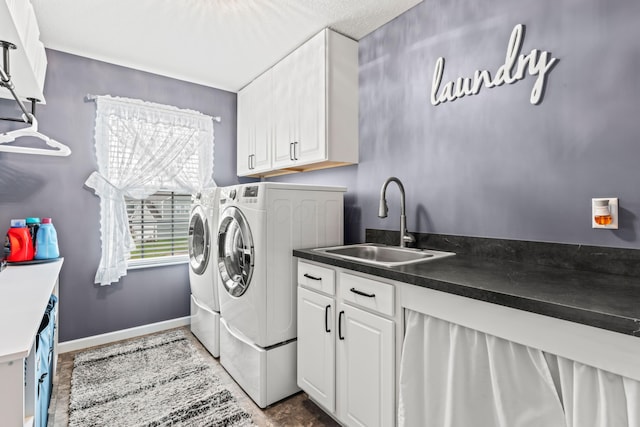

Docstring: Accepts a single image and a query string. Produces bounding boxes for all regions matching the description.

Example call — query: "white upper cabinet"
[237,28,358,178]
[272,30,326,169]
[237,74,272,176]
[0,0,48,103]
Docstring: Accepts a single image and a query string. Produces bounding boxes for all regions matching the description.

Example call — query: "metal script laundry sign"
[430,24,558,106]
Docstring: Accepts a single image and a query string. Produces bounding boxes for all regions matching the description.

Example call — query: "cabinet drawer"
[298,261,335,295]
[339,273,395,317]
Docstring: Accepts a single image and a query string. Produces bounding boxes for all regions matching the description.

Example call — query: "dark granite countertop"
[293,233,640,338]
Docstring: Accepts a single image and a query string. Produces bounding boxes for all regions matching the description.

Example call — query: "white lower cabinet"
[298,256,640,427]
[336,303,395,427]
[297,260,396,427]
[297,286,336,412]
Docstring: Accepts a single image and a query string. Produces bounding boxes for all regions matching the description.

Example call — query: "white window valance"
[85,95,216,285]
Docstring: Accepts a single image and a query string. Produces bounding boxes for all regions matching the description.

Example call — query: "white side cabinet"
[0,260,63,427]
[297,261,396,427]
[237,28,358,178]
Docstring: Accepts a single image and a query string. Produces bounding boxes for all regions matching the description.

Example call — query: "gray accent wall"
[0,50,239,341]
[271,0,640,250]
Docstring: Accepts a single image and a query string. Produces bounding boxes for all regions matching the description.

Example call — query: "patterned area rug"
[68,329,254,426]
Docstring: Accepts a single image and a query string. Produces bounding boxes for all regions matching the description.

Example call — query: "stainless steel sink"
[315,243,455,267]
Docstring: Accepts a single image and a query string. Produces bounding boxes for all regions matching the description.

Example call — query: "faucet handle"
[403,232,416,245]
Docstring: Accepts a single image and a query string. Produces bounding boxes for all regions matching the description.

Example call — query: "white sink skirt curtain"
[553,356,640,426]
[398,310,640,427]
[85,95,215,286]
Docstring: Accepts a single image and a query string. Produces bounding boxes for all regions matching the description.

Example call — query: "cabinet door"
[337,303,395,427]
[294,29,326,164]
[251,72,272,172]
[236,85,253,176]
[297,287,336,412]
[271,54,297,168]
[237,75,272,176]
[272,30,326,169]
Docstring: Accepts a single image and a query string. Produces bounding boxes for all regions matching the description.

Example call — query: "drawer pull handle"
[304,273,322,281]
[350,287,376,298]
[338,310,345,340]
[325,305,331,333]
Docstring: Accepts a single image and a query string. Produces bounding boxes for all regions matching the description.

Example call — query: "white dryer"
[216,182,345,408]
[188,187,221,357]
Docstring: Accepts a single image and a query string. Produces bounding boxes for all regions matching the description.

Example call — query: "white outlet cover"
[592,197,618,229]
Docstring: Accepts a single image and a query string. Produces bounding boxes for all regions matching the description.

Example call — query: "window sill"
[127,255,189,271]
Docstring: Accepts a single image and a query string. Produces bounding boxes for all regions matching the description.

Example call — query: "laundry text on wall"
[430,24,558,106]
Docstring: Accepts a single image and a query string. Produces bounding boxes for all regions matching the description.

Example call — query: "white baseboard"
[58,316,191,354]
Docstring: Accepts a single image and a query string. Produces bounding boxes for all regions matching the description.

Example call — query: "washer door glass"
[217,206,254,297]
[188,206,209,275]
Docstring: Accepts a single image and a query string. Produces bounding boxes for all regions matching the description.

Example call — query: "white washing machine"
[216,182,345,408]
[188,187,221,357]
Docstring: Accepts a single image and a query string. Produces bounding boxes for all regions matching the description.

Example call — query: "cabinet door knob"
[350,287,376,298]
[303,273,322,281]
[325,304,331,333]
[338,310,345,340]
[289,142,295,161]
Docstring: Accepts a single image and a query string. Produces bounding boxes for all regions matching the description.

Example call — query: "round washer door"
[217,206,254,297]
[188,205,210,275]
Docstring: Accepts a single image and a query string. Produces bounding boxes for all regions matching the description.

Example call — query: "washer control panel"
[219,185,261,206]
[243,186,259,198]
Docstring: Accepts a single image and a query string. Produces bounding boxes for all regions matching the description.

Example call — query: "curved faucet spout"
[378,177,415,248]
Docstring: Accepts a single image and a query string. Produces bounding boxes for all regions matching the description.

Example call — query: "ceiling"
[31,0,422,93]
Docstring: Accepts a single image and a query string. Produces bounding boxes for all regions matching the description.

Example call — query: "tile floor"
[48,327,339,426]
